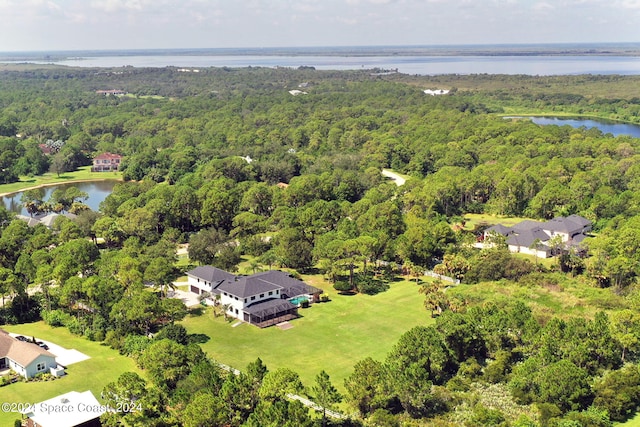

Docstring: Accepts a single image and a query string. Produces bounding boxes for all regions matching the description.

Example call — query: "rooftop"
[22,390,106,427]
[0,329,55,367]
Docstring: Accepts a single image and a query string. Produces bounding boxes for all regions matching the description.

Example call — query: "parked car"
[15,335,28,342]
[36,341,49,350]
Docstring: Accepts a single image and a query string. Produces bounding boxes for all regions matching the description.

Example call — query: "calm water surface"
[5,55,640,75]
[1,180,118,216]
[506,117,640,138]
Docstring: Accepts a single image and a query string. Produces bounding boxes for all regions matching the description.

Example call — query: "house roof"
[218,276,282,298]
[543,217,585,235]
[187,266,236,284]
[566,214,592,228]
[0,329,55,367]
[485,224,513,236]
[23,390,106,427]
[506,227,551,249]
[244,298,297,318]
[511,220,545,234]
[252,270,321,298]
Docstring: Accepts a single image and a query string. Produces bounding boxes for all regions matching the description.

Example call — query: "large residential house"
[186,267,322,327]
[0,330,59,379]
[92,152,122,172]
[22,390,105,427]
[480,215,592,259]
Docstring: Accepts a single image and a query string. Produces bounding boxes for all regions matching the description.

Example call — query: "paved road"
[381,169,406,186]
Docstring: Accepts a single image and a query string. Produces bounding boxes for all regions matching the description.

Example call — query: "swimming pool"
[289,296,309,306]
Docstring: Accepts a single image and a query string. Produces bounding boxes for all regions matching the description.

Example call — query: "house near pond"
[0,329,60,379]
[187,267,322,328]
[92,152,122,172]
[478,214,592,259]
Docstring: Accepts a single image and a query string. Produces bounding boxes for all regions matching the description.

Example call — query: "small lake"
[1,180,118,216]
[505,116,640,138]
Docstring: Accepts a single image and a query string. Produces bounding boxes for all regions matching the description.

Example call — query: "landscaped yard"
[0,322,140,426]
[180,275,432,393]
[0,165,122,196]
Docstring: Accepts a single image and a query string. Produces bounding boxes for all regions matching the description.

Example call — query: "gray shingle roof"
[187,266,236,283]
[218,276,282,298]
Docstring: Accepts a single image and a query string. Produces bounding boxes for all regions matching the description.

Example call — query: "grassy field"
[0,166,122,196]
[620,413,640,426]
[449,276,626,321]
[0,322,140,426]
[180,275,432,392]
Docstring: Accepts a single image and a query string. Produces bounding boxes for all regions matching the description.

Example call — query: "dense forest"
[2,65,640,426]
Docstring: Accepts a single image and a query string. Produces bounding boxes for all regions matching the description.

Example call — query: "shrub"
[333,281,352,293]
[42,309,71,327]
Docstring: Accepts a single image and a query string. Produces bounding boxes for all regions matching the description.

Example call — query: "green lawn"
[462,213,533,232]
[180,276,432,392]
[620,413,640,426]
[0,166,122,196]
[0,322,140,426]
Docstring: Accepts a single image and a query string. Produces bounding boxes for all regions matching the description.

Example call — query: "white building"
[186,268,321,327]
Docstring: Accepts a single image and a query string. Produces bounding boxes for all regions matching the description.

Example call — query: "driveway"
[171,288,201,308]
[9,333,89,366]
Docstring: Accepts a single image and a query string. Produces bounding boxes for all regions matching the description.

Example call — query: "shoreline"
[0,178,122,198]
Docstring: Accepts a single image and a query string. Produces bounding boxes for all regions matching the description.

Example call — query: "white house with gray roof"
[186,268,322,327]
[480,215,591,258]
[0,329,59,378]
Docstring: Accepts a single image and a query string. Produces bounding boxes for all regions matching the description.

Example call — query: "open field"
[449,276,626,321]
[0,322,140,426]
[0,166,122,197]
[180,275,432,392]
[462,213,533,232]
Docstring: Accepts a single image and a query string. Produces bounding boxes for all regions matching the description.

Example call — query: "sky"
[0,0,638,52]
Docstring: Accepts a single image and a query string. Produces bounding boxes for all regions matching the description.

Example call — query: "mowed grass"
[462,213,533,232]
[0,166,122,196]
[620,413,640,426]
[0,322,140,426]
[180,276,432,392]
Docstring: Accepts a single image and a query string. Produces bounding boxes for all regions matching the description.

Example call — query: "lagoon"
[1,180,118,216]
[505,116,640,138]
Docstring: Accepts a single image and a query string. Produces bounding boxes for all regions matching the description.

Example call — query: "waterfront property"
[186,268,322,327]
[0,329,61,379]
[91,152,122,172]
[478,214,592,258]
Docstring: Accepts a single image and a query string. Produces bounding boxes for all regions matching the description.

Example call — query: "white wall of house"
[24,355,57,378]
[544,230,570,242]
[220,288,281,320]
[509,245,550,259]
[187,275,210,295]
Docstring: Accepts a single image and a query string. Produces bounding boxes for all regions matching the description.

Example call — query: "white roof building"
[22,390,106,427]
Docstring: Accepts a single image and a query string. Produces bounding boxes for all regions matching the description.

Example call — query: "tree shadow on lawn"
[188,306,205,316]
[187,333,210,344]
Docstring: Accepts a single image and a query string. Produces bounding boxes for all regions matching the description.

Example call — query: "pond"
[1,180,118,216]
[505,116,640,138]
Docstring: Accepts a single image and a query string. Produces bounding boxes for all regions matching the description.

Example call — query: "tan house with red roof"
[92,152,122,172]
[0,330,58,378]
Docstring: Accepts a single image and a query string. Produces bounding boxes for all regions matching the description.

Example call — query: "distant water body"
[3,44,640,75]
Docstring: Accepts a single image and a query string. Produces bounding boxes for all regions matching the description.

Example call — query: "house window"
[260,294,264,298]
[234,296,238,301]
[37,362,46,371]
[244,298,247,303]
[235,309,238,314]
[251,296,256,301]
[268,291,273,296]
